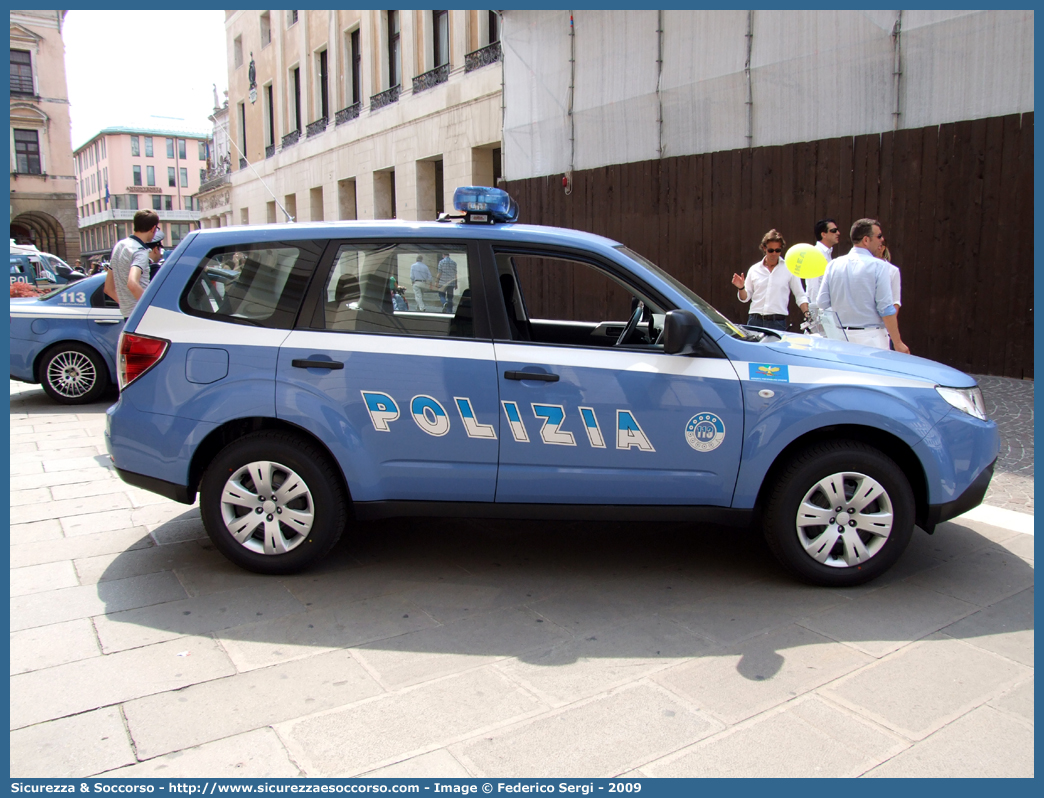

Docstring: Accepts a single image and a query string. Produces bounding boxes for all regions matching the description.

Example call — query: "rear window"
[182,242,321,329]
[321,243,476,339]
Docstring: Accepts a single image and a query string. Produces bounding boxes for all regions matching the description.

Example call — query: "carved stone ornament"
[201,189,231,211]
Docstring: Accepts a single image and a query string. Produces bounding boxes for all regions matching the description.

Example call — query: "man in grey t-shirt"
[110,210,161,318]
[435,253,458,312]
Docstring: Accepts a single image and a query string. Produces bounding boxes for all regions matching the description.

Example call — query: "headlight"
[936,385,987,421]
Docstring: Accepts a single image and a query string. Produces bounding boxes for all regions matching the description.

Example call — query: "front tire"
[39,342,109,404]
[763,440,915,587]
[199,431,348,574]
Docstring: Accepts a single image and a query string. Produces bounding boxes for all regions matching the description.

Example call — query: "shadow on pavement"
[13,379,1031,683]
[10,383,118,413]
[94,511,1034,680]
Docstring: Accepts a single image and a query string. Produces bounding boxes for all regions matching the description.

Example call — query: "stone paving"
[976,375,1034,514]
[8,378,1034,778]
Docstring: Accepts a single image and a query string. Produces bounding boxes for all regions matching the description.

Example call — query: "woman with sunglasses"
[730,229,809,332]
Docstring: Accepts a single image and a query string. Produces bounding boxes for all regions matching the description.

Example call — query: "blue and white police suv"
[105,188,998,586]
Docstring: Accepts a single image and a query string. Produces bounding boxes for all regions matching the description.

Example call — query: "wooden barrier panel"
[503,112,1033,378]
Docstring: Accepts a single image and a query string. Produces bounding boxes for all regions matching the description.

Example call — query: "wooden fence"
[503,112,1033,378]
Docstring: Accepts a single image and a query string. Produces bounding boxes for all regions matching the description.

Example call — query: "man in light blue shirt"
[817,218,909,353]
[409,255,433,312]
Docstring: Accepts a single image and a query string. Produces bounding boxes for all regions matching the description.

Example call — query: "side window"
[322,243,475,339]
[29,257,51,281]
[497,251,664,348]
[182,243,319,330]
[91,281,119,308]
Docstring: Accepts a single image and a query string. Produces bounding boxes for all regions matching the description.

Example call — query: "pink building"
[73,123,211,262]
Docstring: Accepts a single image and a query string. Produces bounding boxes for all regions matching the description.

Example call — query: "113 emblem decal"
[685,412,726,452]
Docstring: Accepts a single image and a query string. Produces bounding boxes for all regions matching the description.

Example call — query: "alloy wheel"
[46,349,97,399]
[795,471,893,568]
[218,459,315,555]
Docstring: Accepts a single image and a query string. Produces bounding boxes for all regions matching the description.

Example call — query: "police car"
[105,188,998,586]
[10,272,123,404]
[11,243,86,287]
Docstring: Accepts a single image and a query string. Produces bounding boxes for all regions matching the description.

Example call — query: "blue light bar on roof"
[452,186,518,223]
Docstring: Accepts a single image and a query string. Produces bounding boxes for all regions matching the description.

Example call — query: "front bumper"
[923,458,995,533]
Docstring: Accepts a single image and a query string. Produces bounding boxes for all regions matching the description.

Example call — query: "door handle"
[504,370,559,382]
[292,358,344,370]
[93,319,122,325]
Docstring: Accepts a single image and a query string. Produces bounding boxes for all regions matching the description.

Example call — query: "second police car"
[105,188,999,586]
[10,272,122,403]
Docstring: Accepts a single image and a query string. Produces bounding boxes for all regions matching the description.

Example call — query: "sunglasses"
[765,247,782,253]
[827,228,839,234]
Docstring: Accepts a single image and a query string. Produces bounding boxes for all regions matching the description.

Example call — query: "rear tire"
[762,440,915,587]
[199,431,348,574]
[39,342,109,404]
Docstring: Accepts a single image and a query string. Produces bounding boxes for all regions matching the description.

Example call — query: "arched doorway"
[10,210,67,260]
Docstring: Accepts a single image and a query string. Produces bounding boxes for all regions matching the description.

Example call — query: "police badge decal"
[685,412,726,452]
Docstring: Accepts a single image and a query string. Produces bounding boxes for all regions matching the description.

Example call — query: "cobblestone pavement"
[9,379,1033,778]
[975,375,1034,514]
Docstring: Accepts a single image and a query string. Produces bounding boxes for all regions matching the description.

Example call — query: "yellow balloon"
[784,243,828,279]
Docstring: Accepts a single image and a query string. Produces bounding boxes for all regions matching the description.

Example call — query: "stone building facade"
[196,91,232,228]
[9,9,79,264]
[205,10,503,228]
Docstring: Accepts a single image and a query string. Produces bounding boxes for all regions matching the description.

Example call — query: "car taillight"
[118,332,169,389]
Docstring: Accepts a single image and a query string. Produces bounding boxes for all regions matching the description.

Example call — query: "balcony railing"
[281,129,301,149]
[335,103,361,126]
[306,117,328,137]
[204,160,231,178]
[78,208,202,228]
[412,63,449,95]
[465,41,502,73]
[370,84,400,112]
[199,171,231,193]
[265,144,275,159]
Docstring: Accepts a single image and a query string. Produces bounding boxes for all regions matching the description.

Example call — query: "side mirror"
[663,309,705,355]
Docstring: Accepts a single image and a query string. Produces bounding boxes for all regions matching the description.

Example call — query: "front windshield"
[615,245,761,341]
